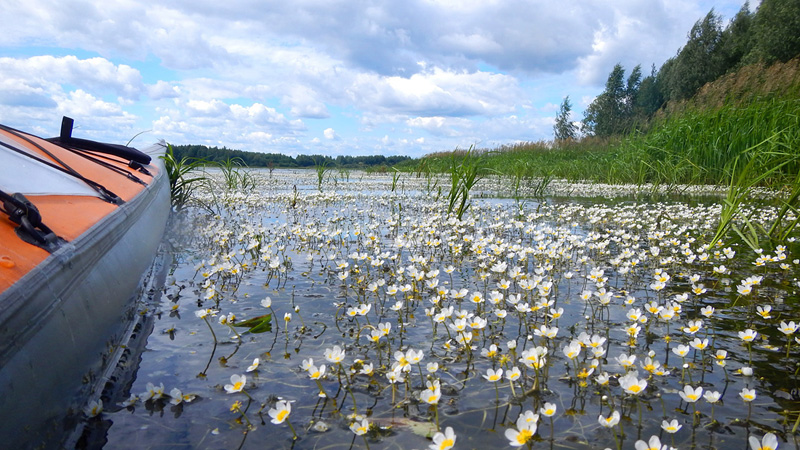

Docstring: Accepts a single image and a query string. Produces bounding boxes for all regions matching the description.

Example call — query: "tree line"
[171,144,412,169]
[555,0,800,141]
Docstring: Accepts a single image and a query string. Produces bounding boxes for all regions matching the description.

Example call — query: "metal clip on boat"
[1,191,65,253]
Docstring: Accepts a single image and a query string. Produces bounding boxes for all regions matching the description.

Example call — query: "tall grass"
[625,97,800,186]
[162,146,263,211]
[414,93,800,248]
[445,147,491,219]
[710,130,800,251]
[219,157,257,191]
[416,96,800,189]
[315,161,329,192]
[161,144,208,211]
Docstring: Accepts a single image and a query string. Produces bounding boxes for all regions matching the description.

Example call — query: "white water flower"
[224,374,246,394]
[429,426,456,450]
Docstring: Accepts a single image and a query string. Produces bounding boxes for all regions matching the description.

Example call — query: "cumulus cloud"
[0,56,143,99]
[0,80,57,108]
[323,128,338,140]
[148,81,181,100]
[186,99,229,117]
[350,67,521,117]
[231,103,292,126]
[438,33,503,55]
[5,1,723,81]
[151,99,307,152]
[56,90,128,118]
[405,116,471,137]
[282,86,330,119]
[0,0,749,155]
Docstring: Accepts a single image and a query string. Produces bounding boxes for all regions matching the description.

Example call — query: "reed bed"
[414,96,800,190]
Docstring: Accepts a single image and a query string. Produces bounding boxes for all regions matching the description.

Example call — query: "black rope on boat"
[67,147,153,178]
[60,147,148,186]
[0,190,66,253]
[50,116,152,165]
[0,124,124,205]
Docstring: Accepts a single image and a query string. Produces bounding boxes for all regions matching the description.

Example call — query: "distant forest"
[171,144,412,169]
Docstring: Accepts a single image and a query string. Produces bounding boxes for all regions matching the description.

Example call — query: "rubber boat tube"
[0,142,170,448]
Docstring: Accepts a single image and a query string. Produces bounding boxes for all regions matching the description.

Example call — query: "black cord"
[0,126,123,204]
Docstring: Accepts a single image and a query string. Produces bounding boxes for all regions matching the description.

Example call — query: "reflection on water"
[87,170,799,449]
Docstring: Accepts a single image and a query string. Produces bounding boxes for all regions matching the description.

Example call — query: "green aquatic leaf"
[233,314,273,333]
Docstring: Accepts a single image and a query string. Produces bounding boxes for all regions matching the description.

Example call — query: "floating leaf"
[370,417,438,438]
[233,314,273,333]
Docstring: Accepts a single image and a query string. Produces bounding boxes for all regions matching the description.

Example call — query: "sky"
[0,0,754,158]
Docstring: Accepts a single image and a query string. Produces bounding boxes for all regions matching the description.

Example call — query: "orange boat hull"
[0,124,170,448]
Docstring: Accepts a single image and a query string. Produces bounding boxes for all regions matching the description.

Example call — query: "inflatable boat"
[0,118,170,448]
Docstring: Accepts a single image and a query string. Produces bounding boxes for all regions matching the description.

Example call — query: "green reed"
[219,157,257,191]
[416,96,800,189]
[445,146,491,219]
[315,160,330,191]
[161,143,209,211]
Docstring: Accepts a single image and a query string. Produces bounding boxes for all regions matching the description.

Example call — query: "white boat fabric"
[0,133,101,197]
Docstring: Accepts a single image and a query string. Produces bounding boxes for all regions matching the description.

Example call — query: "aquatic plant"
[315,160,330,191]
[391,168,402,192]
[160,143,208,210]
[96,169,800,450]
[711,131,800,251]
[446,147,491,219]
[218,157,257,191]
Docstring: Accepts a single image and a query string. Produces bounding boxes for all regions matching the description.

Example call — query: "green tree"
[664,10,728,101]
[553,96,578,142]
[747,0,800,63]
[635,64,664,120]
[583,64,641,137]
[624,65,643,119]
[720,3,755,70]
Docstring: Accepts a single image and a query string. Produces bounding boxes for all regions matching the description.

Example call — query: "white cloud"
[0,0,750,156]
[231,103,290,125]
[0,56,143,99]
[282,86,330,119]
[323,128,338,140]
[147,81,181,100]
[405,116,471,137]
[0,79,56,108]
[186,99,229,117]
[350,67,521,117]
[438,33,503,55]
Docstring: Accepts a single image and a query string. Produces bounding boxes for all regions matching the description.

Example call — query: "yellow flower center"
[516,429,533,444]
[628,385,642,393]
[277,410,289,422]
[439,438,454,449]
[233,381,244,391]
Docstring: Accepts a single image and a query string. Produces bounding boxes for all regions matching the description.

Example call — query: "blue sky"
[0,0,753,158]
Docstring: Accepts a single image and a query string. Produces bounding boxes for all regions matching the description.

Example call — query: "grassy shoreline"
[407,94,800,189]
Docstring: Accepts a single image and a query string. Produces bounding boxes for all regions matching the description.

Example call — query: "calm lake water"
[85,170,799,449]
